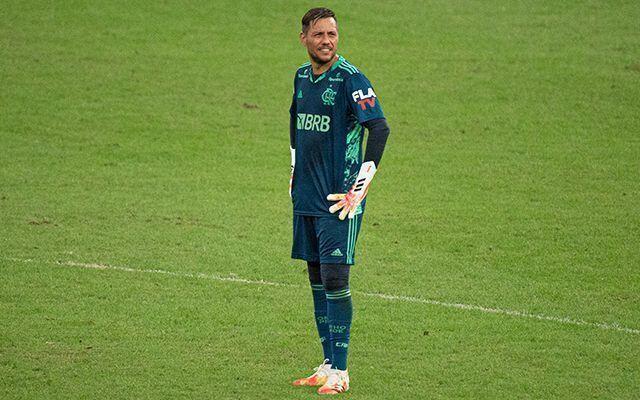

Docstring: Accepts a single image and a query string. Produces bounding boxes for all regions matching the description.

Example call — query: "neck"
[311,55,338,76]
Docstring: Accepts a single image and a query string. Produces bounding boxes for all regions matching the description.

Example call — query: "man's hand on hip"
[327,161,377,220]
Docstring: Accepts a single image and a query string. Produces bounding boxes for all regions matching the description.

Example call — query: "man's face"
[300,17,339,65]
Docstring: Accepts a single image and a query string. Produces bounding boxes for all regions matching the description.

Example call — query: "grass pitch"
[1,1,639,399]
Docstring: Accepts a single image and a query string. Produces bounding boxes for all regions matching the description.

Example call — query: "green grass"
[1,1,639,398]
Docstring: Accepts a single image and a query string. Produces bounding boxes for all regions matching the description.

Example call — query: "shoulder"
[336,57,361,76]
[337,58,374,88]
[294,61,311,76]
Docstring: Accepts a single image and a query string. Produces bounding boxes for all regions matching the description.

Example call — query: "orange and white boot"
[292,359,332,387]
[317,369,349,395]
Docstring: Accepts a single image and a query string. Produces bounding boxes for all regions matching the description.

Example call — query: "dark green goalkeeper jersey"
[290,55,385,217]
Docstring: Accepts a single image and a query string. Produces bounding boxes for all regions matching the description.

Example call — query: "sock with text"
[311,283,332,363]
[325,287,352,371]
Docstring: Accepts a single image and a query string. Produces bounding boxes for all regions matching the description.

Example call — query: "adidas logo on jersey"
[331,248,343,257]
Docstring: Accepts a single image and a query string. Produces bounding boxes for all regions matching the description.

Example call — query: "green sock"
[311,284,332,363]
[326,287,352,370]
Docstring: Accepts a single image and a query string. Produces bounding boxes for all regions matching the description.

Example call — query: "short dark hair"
[301,8,337,33]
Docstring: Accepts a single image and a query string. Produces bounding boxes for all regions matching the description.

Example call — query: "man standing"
[289,8,390,395]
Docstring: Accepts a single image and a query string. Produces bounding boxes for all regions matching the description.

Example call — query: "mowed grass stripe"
[6,257,638,335]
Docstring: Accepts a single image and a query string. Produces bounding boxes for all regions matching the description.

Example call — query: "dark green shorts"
[291,214,363,265]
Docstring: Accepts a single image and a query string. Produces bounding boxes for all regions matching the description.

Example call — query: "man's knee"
[307,261,322,285]
[320,264,350,291]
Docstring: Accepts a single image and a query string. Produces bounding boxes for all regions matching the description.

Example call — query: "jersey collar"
[308,55,344,84]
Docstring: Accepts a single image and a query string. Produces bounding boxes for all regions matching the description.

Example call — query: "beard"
[308,48,335,66]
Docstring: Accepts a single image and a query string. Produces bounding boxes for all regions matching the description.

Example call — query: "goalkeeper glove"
[289,146,295,198]
[327,161,377,220]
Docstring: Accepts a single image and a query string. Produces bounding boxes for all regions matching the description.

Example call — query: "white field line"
[5,257,640,335]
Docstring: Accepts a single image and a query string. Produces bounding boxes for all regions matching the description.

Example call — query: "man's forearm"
[362,118,390,167]
[289,113,296,197]
[290,112,296,150]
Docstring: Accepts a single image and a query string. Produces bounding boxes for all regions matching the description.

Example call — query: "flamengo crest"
[322,87,337,106]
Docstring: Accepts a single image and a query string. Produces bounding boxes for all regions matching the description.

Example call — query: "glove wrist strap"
[351,161,377,195]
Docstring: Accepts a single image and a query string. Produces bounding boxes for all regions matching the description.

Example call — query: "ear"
[299,31,306,46]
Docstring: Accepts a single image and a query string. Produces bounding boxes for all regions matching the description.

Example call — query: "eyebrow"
[311,28,337,34]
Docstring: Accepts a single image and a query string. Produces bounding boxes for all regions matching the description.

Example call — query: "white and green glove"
[327,161,377,220]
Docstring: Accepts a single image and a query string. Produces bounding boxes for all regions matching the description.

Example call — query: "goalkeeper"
[289,7,390,395]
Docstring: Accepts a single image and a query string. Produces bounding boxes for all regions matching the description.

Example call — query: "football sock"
[308,261,332,363]
[325,287,352,371]
[311,283,332,363]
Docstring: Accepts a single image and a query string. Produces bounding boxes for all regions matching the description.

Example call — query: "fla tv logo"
[352,88,377,110]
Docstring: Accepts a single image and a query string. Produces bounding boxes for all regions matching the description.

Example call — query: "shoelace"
[312,359,331,375]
